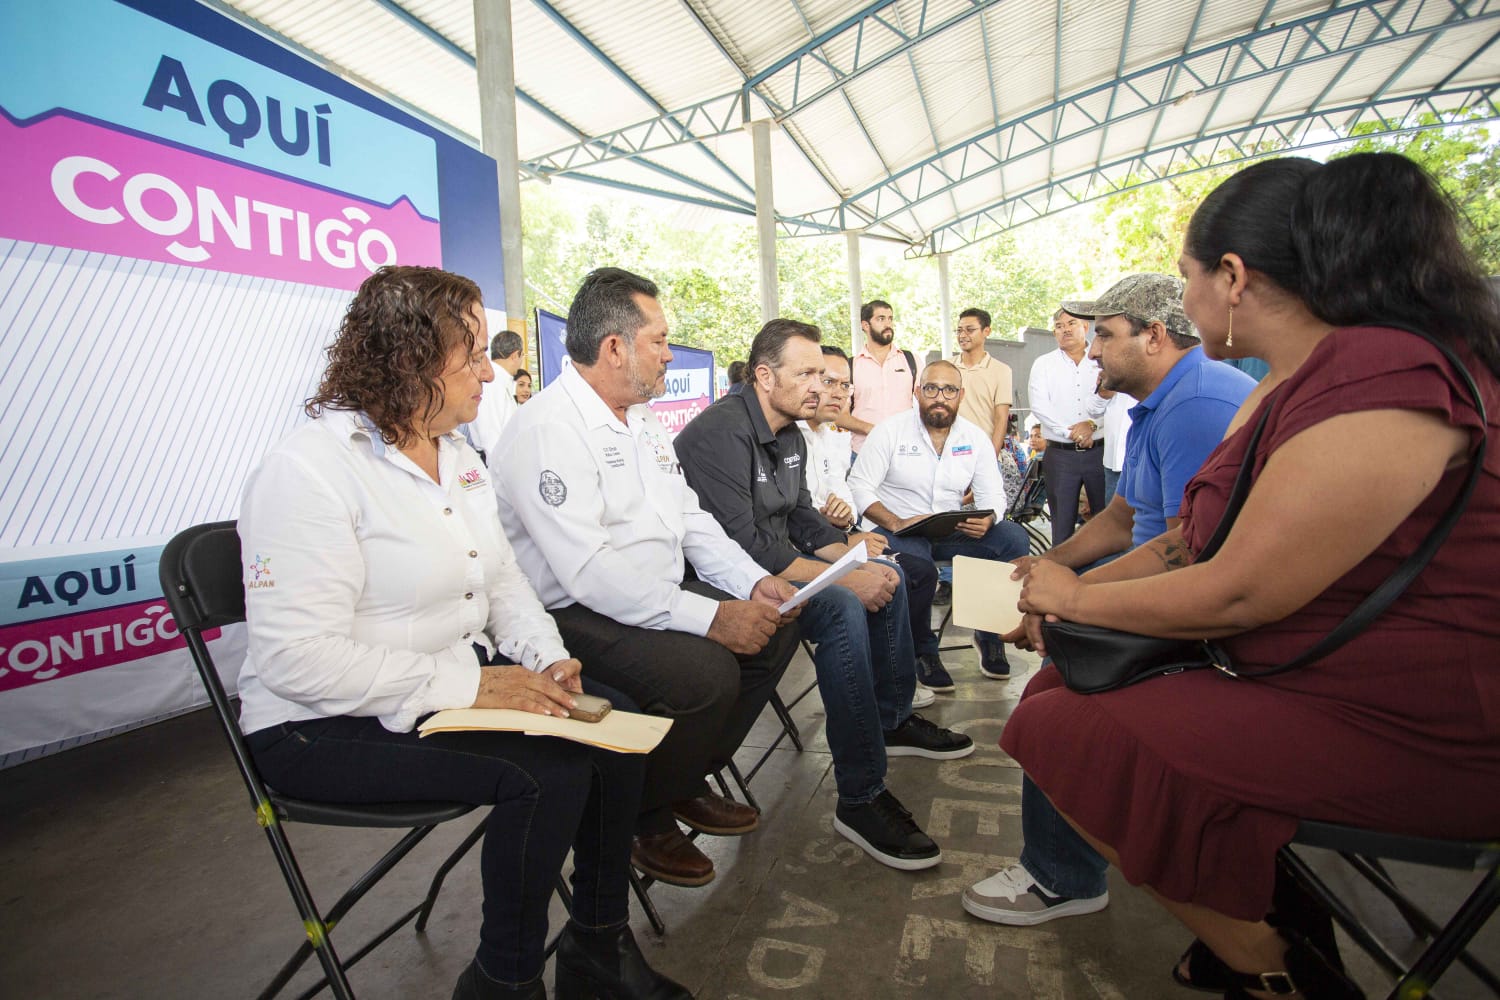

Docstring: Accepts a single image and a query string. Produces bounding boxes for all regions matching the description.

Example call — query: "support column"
[846,230,863,349]
[751,119,778,323]
[938,252,953,361]
[473,0,528,347]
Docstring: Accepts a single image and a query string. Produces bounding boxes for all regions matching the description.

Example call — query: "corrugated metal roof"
[213,0,1500,254]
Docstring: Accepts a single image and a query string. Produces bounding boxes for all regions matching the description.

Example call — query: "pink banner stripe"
[0,598,220,692]
[0,112,442,290]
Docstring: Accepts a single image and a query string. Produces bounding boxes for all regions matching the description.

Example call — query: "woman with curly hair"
[1005,153,1500,998]
[237,265,689,999]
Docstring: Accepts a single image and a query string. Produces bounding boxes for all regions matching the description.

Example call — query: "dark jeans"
[549,580,797,834]
[1020,773,1109,898]
[879,521,1031,654]
[1041,445,1105,545]
[246,675,643,987]
[797,561,917,803]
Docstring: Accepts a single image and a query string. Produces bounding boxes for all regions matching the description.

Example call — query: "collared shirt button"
[443,507,453,515]
[469,550,478,558]
[464,592,474,599]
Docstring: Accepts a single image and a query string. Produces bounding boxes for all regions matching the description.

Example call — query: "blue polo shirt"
[1118,347,1256,547]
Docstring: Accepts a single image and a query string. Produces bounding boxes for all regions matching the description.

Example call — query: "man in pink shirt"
[837,299,919,453]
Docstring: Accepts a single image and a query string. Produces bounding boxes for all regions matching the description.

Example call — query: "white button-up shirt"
[848,409,1007,519]
[1028,348,1107,443]
[1102,392,1137,472]
[798,420,855,510]
[492,365,766,637]
[237,409,570,736]
[464,362,517,455]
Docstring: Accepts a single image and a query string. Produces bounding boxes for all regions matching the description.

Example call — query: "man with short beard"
[839,299,918,453]
[849,362,1031,684]
[676,319,974,872]
[492,268,801,888]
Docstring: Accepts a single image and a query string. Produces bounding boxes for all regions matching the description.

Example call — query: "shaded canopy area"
[220,0,1500,255]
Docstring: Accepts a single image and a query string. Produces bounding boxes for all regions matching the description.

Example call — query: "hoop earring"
[1226,306,1234,349]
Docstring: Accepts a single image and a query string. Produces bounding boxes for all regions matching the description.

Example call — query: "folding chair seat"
[1279,820,1500,999]
[160,521,489,1000]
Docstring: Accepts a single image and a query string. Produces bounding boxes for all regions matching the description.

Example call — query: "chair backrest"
[1005,457,1046,522]
[158,521,271,811]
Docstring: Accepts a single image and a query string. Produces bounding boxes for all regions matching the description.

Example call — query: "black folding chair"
[160,521,487,1000]
[1280,821,1500,998]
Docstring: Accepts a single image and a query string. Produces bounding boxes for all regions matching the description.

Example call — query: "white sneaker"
[912,683,936,708]
[962,863,1109,926]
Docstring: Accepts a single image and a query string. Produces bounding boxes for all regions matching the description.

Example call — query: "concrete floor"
[3,630,1496,999]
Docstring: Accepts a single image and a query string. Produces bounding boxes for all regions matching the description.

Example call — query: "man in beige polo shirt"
[952,308,1014,456]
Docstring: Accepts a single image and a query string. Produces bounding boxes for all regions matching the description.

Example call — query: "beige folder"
[950,555,1025,636]
[418,708,673,754]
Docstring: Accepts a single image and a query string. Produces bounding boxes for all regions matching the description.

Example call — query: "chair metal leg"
[723,759,759,812]
[546,874,573,959]
[711,769,733,799]
[770,692,804,751]
[1343,853,1500,995]
[1397,865,1500,999]
[629,868,666,936]
[416,815,488,931]
[256,821,358,1000]
[1278,846,1411,983]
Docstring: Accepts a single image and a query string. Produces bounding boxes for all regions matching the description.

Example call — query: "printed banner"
[651,345,716,437]
[0,0,505,763]
[534,308,715,436]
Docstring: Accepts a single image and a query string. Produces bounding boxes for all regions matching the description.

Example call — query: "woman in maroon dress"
[1003,153,1500,999]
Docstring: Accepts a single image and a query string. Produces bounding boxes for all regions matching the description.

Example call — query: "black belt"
[1045,439,1103,451]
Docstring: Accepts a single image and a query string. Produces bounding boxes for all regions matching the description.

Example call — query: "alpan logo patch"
[247,554,275,589]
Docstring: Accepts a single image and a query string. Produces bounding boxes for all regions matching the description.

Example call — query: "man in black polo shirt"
[675,318,973,871]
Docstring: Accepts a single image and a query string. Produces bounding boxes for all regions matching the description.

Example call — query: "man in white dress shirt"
[849,361,1031,685]
[801,345,939,709]
[1027,308,1108,545]
[465,329,523,458]
[492,268,800,888]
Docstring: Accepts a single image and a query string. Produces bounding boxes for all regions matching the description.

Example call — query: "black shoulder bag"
[1043,324,1487,694]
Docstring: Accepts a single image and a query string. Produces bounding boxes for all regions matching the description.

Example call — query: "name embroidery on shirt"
[539,470,567,507]
[457,468,487,491]
[601,444,626,470]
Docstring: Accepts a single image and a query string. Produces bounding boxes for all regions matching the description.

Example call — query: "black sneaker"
[834,789,942,870]
[916,652,955,692]
[884,713,975,759]
[932,581,953,606]
[975,635,1011,679]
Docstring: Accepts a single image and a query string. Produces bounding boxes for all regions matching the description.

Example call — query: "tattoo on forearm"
[1149,538,1192,572]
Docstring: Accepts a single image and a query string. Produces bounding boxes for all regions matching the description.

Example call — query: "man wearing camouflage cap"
[964,273,1255,927]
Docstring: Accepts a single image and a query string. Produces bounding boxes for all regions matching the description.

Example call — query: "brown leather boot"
[672,792,759,836]
[631,828,715,887]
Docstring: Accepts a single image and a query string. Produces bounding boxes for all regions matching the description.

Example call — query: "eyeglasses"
[955,326,983,336]
[919,384,960,400]
[820,376,852,393]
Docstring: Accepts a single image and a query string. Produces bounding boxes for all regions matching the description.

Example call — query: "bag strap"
[1217,323,1488,679]
[1193,390,1279,562]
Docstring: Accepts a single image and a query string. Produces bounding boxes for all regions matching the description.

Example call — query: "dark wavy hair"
[1184,153,1500,374]
[305,266,483,446]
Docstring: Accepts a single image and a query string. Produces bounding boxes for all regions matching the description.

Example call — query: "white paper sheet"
[777,541,869,613]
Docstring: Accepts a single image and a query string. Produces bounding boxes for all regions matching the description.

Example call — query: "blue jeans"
[879,520,1030,655]
[798,563,917,804]
[1103,467,1121,506]
[1019,775,1109,898]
